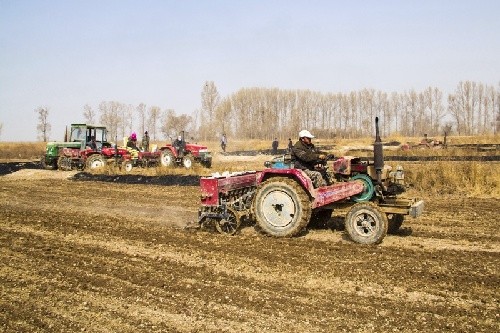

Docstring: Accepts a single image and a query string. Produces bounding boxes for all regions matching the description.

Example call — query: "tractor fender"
[257,168,315,195]
[159,146,178,157]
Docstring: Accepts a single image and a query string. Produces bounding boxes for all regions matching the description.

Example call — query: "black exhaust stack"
[373,117,385,189]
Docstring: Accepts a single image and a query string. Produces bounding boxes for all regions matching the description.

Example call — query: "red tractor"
[159,131,212,169]
[198,118,424,244]
[44,124,132,171]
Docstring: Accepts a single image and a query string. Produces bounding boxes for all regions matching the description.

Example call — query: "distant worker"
[291,130,329,188]
[287,138,293,152]
[220,133,227,152]
[173,135,185,158]
[141,131,150,152]
[271,138,279,154]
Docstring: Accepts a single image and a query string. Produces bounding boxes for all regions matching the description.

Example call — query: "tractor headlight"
[198,149,211,161]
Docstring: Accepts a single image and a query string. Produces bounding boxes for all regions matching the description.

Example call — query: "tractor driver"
[173,135,185,158]
[291,130,329,188]
[88,136,97,150]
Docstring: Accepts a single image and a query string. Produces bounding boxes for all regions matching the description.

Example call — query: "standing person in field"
[291,130,328,188]
[271,138,279,154]
[287,138,293,152]
[141,131,150,152]
[220,133,227,152]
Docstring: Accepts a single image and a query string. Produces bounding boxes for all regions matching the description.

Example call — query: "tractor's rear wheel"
[214,208,240,235]
[387,214,404,234]
[86,154,106,170]
[252,177,311,237]
[41,157,57,170]
[57,156,72,171]
[160,149,175,167]
[345,202,388,244]
[182,154,194,168]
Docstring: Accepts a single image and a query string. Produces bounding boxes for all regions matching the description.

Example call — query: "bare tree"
[136,103,147,135]
[200,81,221,140]
[161,109,176,140]
[161,109,193,140]
[422,87,445,136]
[190,108,200,139]
[118,103,133,139]
[147,106,162,141]
[448,81,480,135]
[99,101,122,142]
[83,104,96,124]
[215,97,232,136]
[35,106,51,142]
[447,94,464,135]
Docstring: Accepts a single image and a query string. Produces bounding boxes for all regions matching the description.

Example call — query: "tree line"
[200,80,499,141]
[34,80,499,142]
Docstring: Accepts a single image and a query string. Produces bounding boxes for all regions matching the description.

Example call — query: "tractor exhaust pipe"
[373,117,385,190]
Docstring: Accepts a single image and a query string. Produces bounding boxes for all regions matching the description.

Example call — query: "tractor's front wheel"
[182,154,194,168]
[252,177,311,237]
[160,149,175,167]
[86,154,106,170]
[345,202,388,244]
[41,156,57,170]
[57,156,72,171]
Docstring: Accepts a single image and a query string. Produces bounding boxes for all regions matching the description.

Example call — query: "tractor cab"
[69,124,110,150]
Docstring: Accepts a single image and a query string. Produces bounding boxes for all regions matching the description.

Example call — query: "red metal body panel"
[200,178,219,206]
[161,142,208,158]
[61,147,82,158]
[257,168,315,190]
[311,181,364,209]
[138,151,161,159]
[200,172,258,206]
[101,147,129,157]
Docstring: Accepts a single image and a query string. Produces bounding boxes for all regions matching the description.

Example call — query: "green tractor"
[41,123,121,170]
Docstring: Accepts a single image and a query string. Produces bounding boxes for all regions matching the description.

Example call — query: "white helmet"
[299,130,314,138]
[177,135,182,141]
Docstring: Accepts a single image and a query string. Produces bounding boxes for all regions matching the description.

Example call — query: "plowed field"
[1,168,499,332]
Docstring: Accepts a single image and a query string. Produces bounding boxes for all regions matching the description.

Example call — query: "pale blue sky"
[1,0,499,141]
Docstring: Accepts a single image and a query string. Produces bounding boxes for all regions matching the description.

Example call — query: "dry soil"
[0,166,499,333]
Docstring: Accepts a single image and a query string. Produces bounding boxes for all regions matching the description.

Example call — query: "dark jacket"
[127,139,138,150]
[173,138,185,149]
[291,140,322,170]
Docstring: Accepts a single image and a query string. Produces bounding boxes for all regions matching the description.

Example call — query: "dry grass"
[0,142,45,160]
[403,161,500,198]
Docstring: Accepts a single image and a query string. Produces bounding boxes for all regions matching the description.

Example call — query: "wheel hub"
[354,212,376,236]
[214,207,240,235]
[261,190,296,228]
